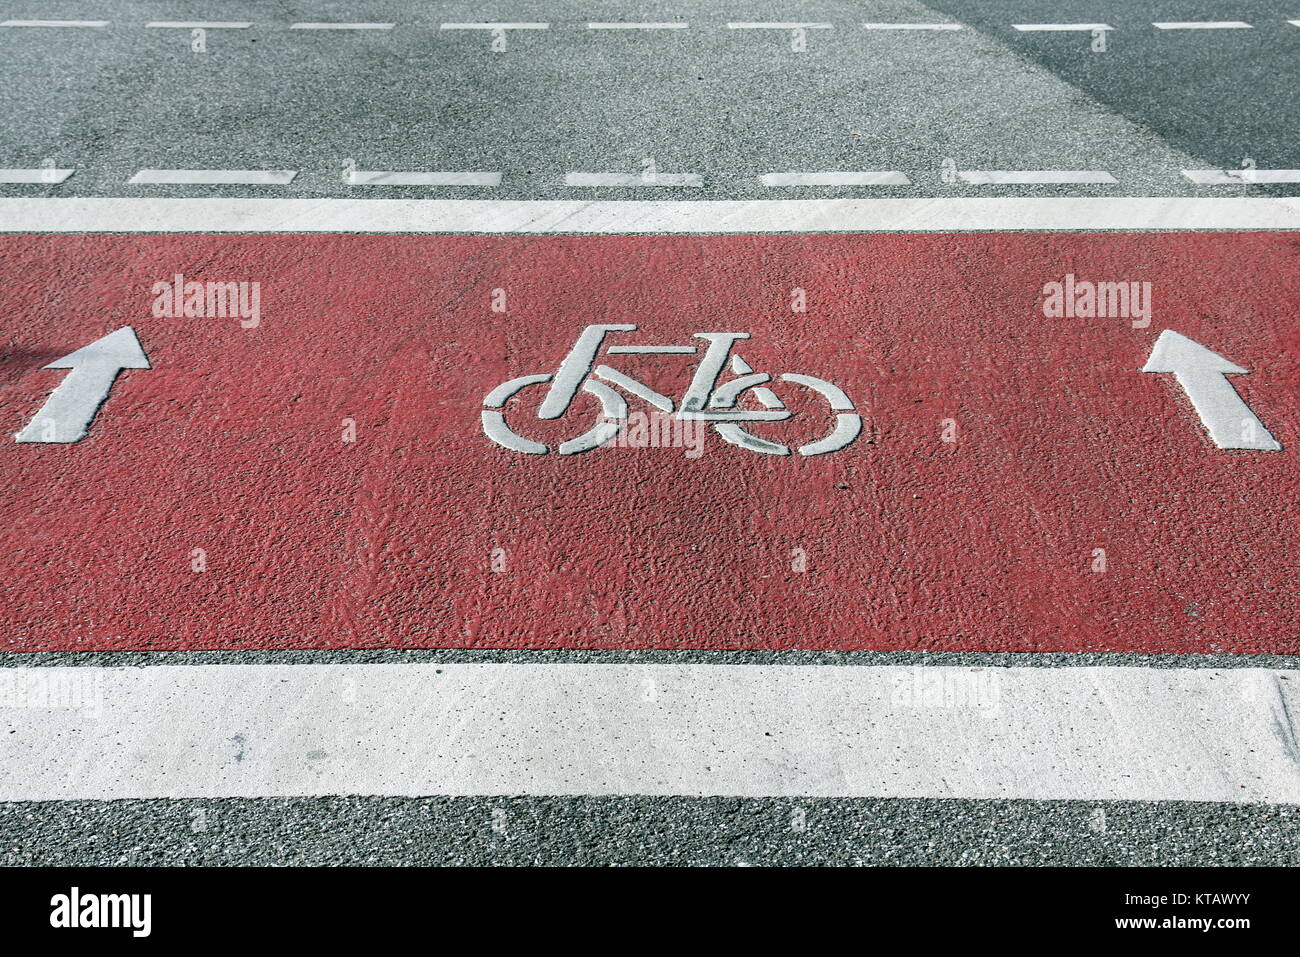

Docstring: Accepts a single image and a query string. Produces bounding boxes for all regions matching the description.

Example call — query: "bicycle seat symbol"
[482,324,861,456]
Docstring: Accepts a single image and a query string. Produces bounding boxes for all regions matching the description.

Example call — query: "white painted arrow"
[1141,329,1280,451]
[15,327,150,443]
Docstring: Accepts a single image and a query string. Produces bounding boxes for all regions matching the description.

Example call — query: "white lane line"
[0,19,109,28]
[1184,169,1300,184]
[1013,24,1113,32]
[862,23,962,30]
[565,172,704,187]
[1290,20,1300,27]
[0,168,74,183]
[727,22,833,29]
[3,663,1297,802]
[146,21,251,29]
[440,22,549,30]
[348,170,500,186]
[587,22,688,30]
[1153,21,1252,29]
[3,198,1299,233]
[290,23,395,30]
[128,169,297,185]
[959,170,1118,185]
[761,171,912,186]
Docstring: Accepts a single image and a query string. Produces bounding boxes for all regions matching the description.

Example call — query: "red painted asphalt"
[1,233,1296,652]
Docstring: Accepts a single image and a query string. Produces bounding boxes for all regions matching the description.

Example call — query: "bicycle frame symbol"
[482,324,862,456]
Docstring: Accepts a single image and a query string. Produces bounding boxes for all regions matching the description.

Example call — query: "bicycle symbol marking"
[482,324,862,456]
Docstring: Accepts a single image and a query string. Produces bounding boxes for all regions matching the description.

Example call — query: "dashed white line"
[566,172,704,187]
[0,19,110,28]
[0,168,74,184]
[862,23,962,31]
[128,169,297,185]
[587,22,688,30]
[1013,24,1113,32]
[1183,169,1300,184]
[146,21,251,29]
[348,170,500,186]
[439,23,549,30]
[761,171,912,187]
[1153,21,1252,30]
[727,22,833,30]
[290,23,395,31]
[959,170,1118,185]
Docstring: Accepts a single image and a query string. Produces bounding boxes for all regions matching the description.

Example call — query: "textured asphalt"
[2,1,1297,865]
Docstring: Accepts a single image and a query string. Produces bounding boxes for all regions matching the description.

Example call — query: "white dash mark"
[959,170,1118,185]
[587,23,688,30]
[0,168,74,183]
[348,171,500,187]
[1183,169,1300,184]
[1290,21,1300,27]
[761,172,912,187]
[290,23,395,31]
[439,23,549,30]
[146,21,251,29]
[1013,24,1114,32]
[565,172,703,188]
[862,23,962,30]
[1152,21,1251,29]
[727,22,833,29]
[129,170,297,185]
[0,19,109,28]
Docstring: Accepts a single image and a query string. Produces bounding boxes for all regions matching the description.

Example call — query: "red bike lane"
[1,231,1296,652]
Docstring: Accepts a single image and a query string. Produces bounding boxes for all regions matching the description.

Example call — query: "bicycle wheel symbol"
[482,374,627,455]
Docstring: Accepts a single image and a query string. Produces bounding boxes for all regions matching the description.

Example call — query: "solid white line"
[440,22,549,30]
[587,23,688,30]
[2,198,1298,233]
[566,172,704,187]
[727,22,833,29]
[146,21,251,29]
[349,170,500,187]
[1153,21,1252,29]
[3,663,1298,802]
[1183,169,1300,184]
[862,23,962,30]
[0,19,109,28]
[290,23,395,31]
[1290,20,1300,27]
[761,171,912,186]
[0,168,74,183]
[960,170,1117,185]
[1013,24,1113,32]
[128,169,296,185]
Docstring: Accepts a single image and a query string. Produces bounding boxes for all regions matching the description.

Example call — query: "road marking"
[348,170,500,187]
[862,23,962,30]
[565,172,704,187]
[1013,24,1114,32]
[0,19,110,28]
[587,23,688,30]
[760,171,912,186]
[14,328,149,444]
[959,170,1118,185]
[727,22,833,30]
[2,198,1298,233]
[439,23,549,30]
[146,21,251,29]
[1183,169,1300,184]
[1142,330,1281,451]
[289,23,395,31]
[128,169,297,185]
[1153,21,1252,29]
[0,168,74,183]
[3,663,1297,802]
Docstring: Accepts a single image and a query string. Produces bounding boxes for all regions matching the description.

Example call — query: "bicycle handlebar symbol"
[482,324,862,456]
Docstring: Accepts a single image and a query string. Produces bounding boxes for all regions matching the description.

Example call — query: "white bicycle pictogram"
[482,324,861,456]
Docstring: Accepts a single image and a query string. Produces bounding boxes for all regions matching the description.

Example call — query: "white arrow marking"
[15,327,150,443]
[1141,329,1280,451]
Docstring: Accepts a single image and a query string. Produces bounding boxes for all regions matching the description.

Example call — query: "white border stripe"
[1184,169,1300,184]
[128,169,296,185]
[1153,21,1252,29]
[3,663,1297,802]
[960,170,1117,185]
[761,171,911,186]
[0,168,74,184]
[1,198,1298,233]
